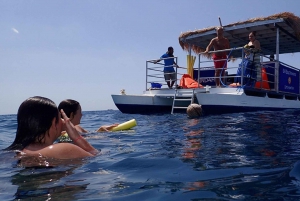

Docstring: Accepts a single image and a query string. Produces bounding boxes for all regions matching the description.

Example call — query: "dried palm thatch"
[179,12,300,59]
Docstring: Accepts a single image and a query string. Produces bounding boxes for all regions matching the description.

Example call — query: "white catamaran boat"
[112,12,300,115]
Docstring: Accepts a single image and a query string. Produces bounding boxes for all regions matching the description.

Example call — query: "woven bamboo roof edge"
[179,12,300,58]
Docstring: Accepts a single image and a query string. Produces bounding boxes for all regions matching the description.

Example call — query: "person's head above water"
[5,96,60,151]
[5,96,98,158]
[58,99,119,133]
[58,99,82,125]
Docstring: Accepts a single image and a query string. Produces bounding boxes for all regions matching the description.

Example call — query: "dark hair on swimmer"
[58,99,80,118]
[5,96,59,151]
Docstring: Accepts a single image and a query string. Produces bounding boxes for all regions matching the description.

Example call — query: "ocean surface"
[1,110,300,200]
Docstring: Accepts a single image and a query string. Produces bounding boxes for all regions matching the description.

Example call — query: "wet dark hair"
[5,96,59,151]
[58,99,80,118]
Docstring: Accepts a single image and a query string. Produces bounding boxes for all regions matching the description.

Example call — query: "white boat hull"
[112,87,300,114]
[195,88,300,114]
[112,88,202,114]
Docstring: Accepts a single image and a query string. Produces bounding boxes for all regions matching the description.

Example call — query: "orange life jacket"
[179,74,203,89]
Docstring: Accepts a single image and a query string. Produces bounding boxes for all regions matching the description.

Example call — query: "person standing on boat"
[154,46,179,89]
[204,27,230,87]
[245,31,261,82]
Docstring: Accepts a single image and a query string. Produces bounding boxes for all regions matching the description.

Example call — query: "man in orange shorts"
[204,27,230,87]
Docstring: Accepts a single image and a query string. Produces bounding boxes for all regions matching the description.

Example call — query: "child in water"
[58,99,118,133]
[5,96,99,159]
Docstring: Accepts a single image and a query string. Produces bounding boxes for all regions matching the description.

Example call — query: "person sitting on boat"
[4,96,99,159]
[58,99,119,133]
[204,27,230,87]
[154,46,179,89]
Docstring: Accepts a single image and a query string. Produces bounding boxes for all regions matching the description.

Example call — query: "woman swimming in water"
[5,96,99,159]
[58,99,118,133]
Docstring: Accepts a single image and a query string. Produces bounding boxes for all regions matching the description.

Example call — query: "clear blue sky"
[1,0,300,115]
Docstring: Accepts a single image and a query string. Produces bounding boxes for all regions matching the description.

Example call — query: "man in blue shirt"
[154,46,179,89]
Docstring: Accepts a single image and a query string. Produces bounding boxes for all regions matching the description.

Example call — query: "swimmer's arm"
[96,123,119,132]
[61,109,98,155]
[35,143,94,159]
[75,125,89,133]
[71,137,99,155]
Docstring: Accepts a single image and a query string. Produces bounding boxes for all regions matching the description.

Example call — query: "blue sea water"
[1,110,300,200]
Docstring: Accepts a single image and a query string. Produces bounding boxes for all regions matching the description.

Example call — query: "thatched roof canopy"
[179,12,300,58]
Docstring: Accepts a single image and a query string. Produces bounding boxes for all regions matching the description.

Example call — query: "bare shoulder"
[210,37,217,44]
[253,40,261,49]
[212,37,218,41]
[25,143,94,159]
[75,125,88,133]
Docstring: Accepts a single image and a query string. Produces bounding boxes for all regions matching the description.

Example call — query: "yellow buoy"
[111,119,137,131]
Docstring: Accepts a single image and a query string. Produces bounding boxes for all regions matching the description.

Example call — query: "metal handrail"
[146,47,300,96]
[146,57,179,90]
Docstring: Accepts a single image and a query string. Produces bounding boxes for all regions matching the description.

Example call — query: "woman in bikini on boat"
[247,31,261,50]
[246,31,262,81]
[230,31,262,87]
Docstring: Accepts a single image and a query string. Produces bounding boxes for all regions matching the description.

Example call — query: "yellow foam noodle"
[111,119,137,131]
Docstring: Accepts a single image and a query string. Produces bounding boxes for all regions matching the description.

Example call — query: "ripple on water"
[1,110,300,200]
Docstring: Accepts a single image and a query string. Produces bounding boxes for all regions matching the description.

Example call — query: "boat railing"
[146,57,188,90]
[146,47,300,96]
[198,47,300,96]
[197,47,244,88]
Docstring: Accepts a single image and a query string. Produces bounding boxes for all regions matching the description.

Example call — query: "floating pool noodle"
[111,119,137,131]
